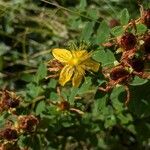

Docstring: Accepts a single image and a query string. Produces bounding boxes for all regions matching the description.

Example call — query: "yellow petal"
[71,50,91,62]
[71,50,87,57]
[52,49,72,63]
[59,65,74,86]
[83,59,100,72]
[72,67,85,87]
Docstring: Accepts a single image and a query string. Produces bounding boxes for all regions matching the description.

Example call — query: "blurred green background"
[0,0,149,90]
[0,0,150,150]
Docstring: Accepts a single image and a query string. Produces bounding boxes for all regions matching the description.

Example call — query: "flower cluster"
[0,90,39,150]
[17,115,39,133]
[0,90,20,113]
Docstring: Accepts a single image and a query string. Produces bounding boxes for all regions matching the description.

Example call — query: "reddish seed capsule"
[2,128,18,141]
[110,66,129,81]
[128,57,144,72]
[120,33,136,50]
[143,9,150,28]
[58,101,70,111]
[0,90,20,111]
[5,98,19,108]
[109,19,120,28]
[18,115,39,132]
[47,59,63,72]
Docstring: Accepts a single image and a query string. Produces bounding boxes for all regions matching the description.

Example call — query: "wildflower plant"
[48,42,100,87]
[0,0,150,149]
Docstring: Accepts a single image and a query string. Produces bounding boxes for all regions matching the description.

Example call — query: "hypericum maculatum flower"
[50,48,100,87]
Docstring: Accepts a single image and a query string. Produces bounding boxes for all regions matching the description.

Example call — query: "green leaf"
[96,20,110,44]
[36,101,46,115]
[18,135,30,148]
[129,82,150,118]
[78,0,87,11]
[0,114,6,128]
[0,43,10,56]
[26,83,43,98]
[87,8,99,20]
[130,76,148,86]
[104,114,117,128]
[120,8,130,25]
[31,135,41,150]
[80,21,95,42]
[92,48,116,67]
[136,24,147,34]
[49,92,59,101]
[69,87,78,104]
[110,86,125,112]
[70,18,82,29]
[21,74,34,82]
[92,94,108,117]
[78,77,92,94]
[111,26,124,36]
[48,79,57,89]
[117,113,133,124]
[34,63,47,84]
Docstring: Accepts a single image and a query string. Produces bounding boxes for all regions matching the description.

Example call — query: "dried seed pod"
[0,90,20,112]
[143,9,150,28]
[109,19,120,28]
[110,66,130,82]
[47,59,63,72]
[58,101,70,111]
[5,98,19,109]
[0,128,18,141]
[128,57,144,72]
[46,59,64,79]
[18,115,39,132]
[119,33,136,51]
[99,65,132,105]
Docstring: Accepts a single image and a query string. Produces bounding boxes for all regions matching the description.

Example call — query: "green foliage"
[111,26,124,36]
[80,21,95,42]
[93,48,116,67]
[120,8,130,25]
[34,63,47,84]
[96,20,110,44]
[0,0,150,150]
[136,24,147,34]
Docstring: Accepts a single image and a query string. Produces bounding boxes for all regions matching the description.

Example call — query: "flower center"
[68,58,79,66]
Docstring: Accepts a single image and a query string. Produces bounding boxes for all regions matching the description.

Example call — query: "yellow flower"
[52,48,100,87]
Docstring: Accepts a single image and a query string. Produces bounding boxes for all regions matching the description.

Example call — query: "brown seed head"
[1,128,18,141]
[120,33,136,51]
[18,115,39,132]
[128,57,144,72]
[110,66,130,82]
[109,19,120,28]
[0,90,20,111]
[47,59,63,72]
[58,101,70,111]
